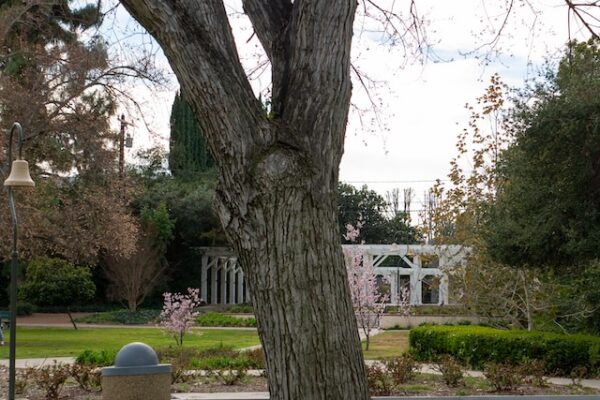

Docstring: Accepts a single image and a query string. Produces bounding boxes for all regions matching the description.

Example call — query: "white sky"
[108,0,593,216]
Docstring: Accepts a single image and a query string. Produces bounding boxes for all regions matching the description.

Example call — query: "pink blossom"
[160,288,202,346]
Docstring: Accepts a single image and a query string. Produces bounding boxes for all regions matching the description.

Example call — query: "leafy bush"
[75,309,160,325]
[196,311,256,327]
[366,362,395,396]
[156,346,202,383]
[225,304,254,314]
[19,257,95,307]
[191,353,263,370]
[76,349,117,367]
[16,302,34,316]
[484,362,523,391]
[384,354,416,384]
[208,367,248,385]
[410,325,600,376]
[433,355,465,387]
[386,305,469,316]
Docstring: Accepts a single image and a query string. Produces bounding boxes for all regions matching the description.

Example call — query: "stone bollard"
[102,342,171,400]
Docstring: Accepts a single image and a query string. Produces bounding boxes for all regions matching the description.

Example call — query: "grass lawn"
[0,327,260,359]
[362,330,409,359]
[0,327,408,360]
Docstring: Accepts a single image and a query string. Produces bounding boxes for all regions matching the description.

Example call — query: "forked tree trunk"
[224,179,369,398]
[120,1,369,398]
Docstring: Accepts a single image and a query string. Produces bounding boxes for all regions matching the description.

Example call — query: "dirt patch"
[17,313,93,326]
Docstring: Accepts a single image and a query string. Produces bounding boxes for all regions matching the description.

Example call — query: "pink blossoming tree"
[160,287,201,346]
[343,223,389,350]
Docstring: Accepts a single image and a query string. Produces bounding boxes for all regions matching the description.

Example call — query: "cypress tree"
[168,92,213,177]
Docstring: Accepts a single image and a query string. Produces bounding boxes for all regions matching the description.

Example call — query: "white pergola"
[196,244,467,306]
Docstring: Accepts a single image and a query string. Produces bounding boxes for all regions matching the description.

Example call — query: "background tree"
[102,201,175,311]
[485,39,600,332]
[169,92,214,178]
[19,257,95,329]
[117,1,391,397]
[338,183,419,244]
[0,0,148,265]
[424,75,551,330]
[487,39,600,268]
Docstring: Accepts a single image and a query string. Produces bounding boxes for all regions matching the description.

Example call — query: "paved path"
[172,395,600,400]
[6,316,600,396]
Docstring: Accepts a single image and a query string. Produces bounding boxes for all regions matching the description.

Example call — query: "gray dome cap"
[102,342,171,377]
[115,342,159,367]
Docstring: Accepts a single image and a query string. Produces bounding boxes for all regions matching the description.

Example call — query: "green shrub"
[409,325,600,376]
[196,311,256,327]
[76,349,117,367]
[19,257,95,308]
[162,344,264,371]
[75,309,160,325]
[225,304,254,314]
[16,302,34,316]
[156,346,203,383]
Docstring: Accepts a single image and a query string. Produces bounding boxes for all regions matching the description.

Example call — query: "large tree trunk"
[120,1,369,398]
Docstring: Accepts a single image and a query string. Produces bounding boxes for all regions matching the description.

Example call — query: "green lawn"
[0,327,260,359]
[362,330,409,359]
[0,327,409,360]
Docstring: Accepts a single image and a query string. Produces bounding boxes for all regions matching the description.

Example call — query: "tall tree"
[111,0,600,398]
[486,39,600,268]
[168,92,213,177]
[0,0,153,264]
[338,183,418,244]
[119,2,368,398]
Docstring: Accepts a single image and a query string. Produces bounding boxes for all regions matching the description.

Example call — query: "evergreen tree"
[168,93,213,177]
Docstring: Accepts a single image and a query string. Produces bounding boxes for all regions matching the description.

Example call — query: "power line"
[343,179,450,184]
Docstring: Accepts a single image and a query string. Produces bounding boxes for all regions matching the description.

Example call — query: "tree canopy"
[486,39,600,269]
[169,93,214,178]
[338,183,419,244]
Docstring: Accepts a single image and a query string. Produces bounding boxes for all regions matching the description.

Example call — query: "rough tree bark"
[119,1,368,398]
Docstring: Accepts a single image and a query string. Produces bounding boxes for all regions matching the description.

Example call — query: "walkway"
[5,315,600,395]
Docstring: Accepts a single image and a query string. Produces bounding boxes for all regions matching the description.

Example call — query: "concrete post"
[102,342,171,400]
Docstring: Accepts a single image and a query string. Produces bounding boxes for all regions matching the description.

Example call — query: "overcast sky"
[109,0,594,217]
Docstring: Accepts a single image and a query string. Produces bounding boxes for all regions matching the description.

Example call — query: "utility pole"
[119,114,125,179]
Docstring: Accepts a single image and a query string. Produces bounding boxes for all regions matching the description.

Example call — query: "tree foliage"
[338,183,419,244]
[0,0,143,264]
[486,39,600,269]
[169,92,213,177]
[102,200,175,311]
[20,256,95,307]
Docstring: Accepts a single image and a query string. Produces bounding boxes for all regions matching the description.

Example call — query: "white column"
[211,263,218,305]
[390,271,398,304]
[201,255,208,303]
[237,270,244,304]
[411,271,421,305]
[220,260,228,304]
[228,262,236,304]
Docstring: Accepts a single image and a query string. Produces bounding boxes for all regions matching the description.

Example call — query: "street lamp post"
[3,122,35,400]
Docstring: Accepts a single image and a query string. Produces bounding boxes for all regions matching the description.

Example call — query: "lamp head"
[4,159,35,187]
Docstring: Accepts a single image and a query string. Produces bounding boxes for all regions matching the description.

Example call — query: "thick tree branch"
[241,0,292,61]
[120,0,265,169]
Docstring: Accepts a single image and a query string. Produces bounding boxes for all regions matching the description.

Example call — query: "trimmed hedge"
[196,312,256,327]
[409,325,600,376]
